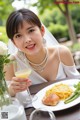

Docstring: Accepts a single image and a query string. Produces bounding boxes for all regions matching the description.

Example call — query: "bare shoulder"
[57,45,74,65]
[57,45,71,55]
[48,45,70,55]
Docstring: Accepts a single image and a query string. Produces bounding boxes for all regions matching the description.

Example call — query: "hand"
[8,77,32,96]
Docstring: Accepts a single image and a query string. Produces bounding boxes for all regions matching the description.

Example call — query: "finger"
[11,81,27,92]
[25,80,32,87]
[11,78,32,93]
[13,85,28,93]
[12,77,31,83]
[11,80,20,87]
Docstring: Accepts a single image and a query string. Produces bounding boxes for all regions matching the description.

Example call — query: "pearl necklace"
[26,48,48,72]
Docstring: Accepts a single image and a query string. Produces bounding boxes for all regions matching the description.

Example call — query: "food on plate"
[45,83,73,100]
[42,93,60,106]
[64,81,80,104]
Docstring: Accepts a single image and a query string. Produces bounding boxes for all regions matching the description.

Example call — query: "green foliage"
[33,0,54,14]
[0,26,8,43]
[52,9,66,25]
[39,8,68,40]
[34,0,80,43]
[0,53,12,107]
[71,7,80,34]
[39,6,80,41]
[0,54,10,83]
[0,0,14,25]
[48,23,68,40]
[69,43,80,52]
[40,8,66,26]
[34,0,80,14]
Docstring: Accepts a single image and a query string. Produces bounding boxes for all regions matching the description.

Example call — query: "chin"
[26,49,39,56]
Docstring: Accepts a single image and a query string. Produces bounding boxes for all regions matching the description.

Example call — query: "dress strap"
[57,46,61,62]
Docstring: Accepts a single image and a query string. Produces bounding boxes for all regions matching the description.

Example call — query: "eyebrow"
[14,25,35,34]
[27,26,35,30]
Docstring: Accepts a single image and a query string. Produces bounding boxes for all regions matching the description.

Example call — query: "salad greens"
[64,81,80,104]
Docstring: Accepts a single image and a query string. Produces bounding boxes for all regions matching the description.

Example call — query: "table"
[25,76,80,120]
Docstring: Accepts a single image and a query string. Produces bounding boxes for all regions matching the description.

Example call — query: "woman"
[5,8,79,106]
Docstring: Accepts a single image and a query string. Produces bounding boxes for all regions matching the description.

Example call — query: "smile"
[25,44,36,50]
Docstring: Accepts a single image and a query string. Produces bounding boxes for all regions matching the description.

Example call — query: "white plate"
[32,79,80,111]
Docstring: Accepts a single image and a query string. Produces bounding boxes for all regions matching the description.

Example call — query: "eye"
[29,29,35,33]
[15,34,22,38]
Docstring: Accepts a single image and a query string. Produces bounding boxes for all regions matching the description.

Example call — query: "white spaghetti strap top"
[13,49,79,82]
[57,46,61,62]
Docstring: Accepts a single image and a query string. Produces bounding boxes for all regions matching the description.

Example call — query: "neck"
[25,48,47,64]
[25,47,48,72]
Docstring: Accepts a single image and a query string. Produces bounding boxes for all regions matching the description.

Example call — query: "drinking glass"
[29,108,56,120]
[1,98,27,120]
[14,62,37,105]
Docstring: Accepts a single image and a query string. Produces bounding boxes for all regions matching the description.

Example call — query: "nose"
[24,35,31,43]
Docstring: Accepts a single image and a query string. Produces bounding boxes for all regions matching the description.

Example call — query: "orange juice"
[15,69,31,78]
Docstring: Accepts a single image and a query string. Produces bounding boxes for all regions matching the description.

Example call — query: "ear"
[40,25,45,36]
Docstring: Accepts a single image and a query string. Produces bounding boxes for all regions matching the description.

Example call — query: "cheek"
[34,32,43,43]
[13,40,22,49]
[34,29,43,38]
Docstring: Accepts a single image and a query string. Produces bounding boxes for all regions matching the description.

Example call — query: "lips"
[25,44,36,50]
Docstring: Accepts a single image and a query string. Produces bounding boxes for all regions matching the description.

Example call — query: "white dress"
[12,49,79,107]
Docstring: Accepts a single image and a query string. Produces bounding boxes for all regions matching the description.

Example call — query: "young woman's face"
[13,21,45,55]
